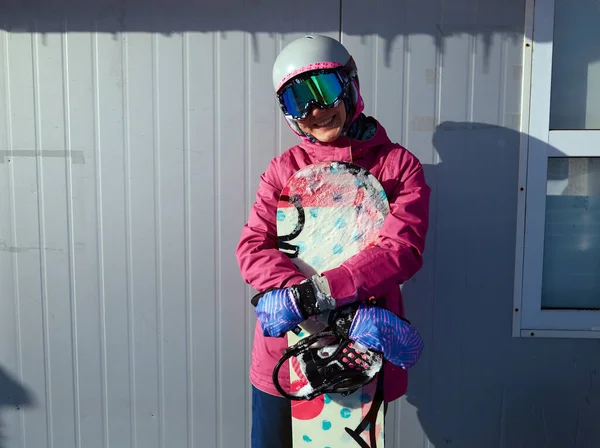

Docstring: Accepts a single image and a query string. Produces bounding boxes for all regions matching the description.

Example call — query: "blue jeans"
[251,386,388,448]
[251,386,292,448]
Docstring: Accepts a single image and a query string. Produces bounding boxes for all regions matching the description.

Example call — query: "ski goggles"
[277,70,349,120]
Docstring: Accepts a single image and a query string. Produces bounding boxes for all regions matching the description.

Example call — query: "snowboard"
[276,161,390,447]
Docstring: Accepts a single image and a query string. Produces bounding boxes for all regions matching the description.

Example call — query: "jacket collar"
[297,119,391,163]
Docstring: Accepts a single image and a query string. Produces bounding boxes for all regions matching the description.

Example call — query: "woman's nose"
[309,104,325,117]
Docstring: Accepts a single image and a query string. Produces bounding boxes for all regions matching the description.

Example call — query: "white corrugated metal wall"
[3,0,600,447]
[0,2,341,447]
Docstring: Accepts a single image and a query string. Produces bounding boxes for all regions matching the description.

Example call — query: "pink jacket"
[236,120,430,402]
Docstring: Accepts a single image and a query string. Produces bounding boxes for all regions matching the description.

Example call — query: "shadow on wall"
[401,122,600,447]
[0,367,35,448]
[0,0,549,68]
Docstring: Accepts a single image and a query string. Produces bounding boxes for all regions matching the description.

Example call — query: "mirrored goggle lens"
[280,72,345,119]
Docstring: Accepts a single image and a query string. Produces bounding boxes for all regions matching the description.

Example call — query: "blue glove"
[254,288,305,337]
[347,304,424,369]
[252,279,331,338]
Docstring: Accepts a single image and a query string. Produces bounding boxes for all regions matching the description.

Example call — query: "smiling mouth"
[315,116,334,127]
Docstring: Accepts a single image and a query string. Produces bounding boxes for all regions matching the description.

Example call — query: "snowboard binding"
[272,302,384,402]
[272,329,383,401]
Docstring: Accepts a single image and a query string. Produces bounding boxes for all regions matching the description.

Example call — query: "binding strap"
[344,371,385,448]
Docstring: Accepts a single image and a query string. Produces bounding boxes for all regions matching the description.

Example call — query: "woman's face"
[297,103,347,143]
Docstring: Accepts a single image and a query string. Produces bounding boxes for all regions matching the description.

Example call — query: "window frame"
[514,0,600,338]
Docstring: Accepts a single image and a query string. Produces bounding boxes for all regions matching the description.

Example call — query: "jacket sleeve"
[321,149,431,305]
[236,157,307,293]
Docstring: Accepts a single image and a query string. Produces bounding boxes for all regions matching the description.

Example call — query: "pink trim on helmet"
[276,61,344,92]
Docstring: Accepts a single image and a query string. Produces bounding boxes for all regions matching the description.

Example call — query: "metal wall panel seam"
[182,29,194,448]
[402,34,411,149]
[91,26,109,448]
[499,34,508,127]
[31,24,54,448]
[121,27,138,448]
[468,35,476,123]
[2,25,27,448]
[338,0,343,41]
[61,19,82,448]
[213,32,223,448]
[275,34,282,157]
[243,30,251,448]
[151,31,166,448]
[372,34,379,117]
[426,11,443,448]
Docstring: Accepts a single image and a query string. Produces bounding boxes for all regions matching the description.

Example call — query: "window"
[514,0,600,337]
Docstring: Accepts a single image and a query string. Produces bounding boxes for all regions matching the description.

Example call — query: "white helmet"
[273,35,351,93]
[272,35,365,140]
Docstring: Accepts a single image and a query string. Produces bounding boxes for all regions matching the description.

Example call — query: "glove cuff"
[292,281,320,319]
[310,274,336,311]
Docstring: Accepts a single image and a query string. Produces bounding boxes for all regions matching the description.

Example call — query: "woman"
[236,34,431,447]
